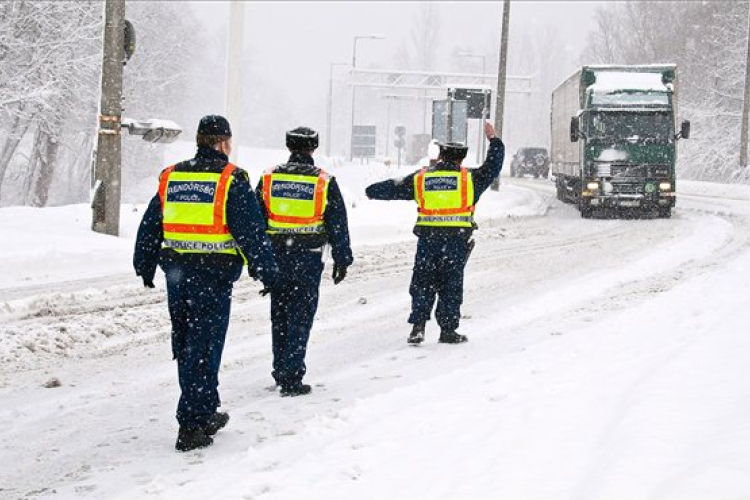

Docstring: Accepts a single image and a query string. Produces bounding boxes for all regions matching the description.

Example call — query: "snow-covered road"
[2,172,749,499]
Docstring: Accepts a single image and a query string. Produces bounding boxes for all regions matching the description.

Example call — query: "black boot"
[439,330,468,344]
[175,426,213,452]
[280,383,312,397]
[203,412,229,436]
[408,322,426,344]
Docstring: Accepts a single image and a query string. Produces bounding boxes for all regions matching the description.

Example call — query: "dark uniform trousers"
[270,247,324,387]
[408,235,471,332]
[162,257,241,429]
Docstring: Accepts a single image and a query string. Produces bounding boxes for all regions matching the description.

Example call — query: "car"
[510,147,549,178]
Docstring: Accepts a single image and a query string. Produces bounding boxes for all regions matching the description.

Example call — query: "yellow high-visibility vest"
[413,167,475,227]
[158,163,239,255]
[261,168,329,235]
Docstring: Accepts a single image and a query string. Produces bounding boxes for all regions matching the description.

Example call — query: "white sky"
[187,1,605,124]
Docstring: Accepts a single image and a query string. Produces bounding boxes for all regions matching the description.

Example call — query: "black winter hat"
[439,142,469,162]
[286,127,319,151]
[197,115,232,137]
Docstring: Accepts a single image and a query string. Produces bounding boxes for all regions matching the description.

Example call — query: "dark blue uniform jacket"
[133,146,279,286]
[254,152,354,268]
[365,138,504,238]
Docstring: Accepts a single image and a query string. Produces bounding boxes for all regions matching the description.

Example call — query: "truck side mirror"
[680,120,690,140]
[570,117,579,143]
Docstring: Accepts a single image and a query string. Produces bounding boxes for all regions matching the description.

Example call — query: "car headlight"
[659,182,671,191]
[586,182,599,190]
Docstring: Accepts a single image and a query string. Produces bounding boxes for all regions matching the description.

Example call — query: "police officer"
[133,115,278,452]
[365,122,504,345]
[255,127,353,397]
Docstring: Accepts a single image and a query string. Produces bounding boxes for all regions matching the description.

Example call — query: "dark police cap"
[439,142,469,154]
[286,127,319,151]
[439,142,469,160]
[197,115,232,137]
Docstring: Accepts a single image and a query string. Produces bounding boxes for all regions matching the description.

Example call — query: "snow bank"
[0,148,535,292]
[0,204,141,289]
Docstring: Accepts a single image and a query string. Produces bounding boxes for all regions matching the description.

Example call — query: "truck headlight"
[603,181,614,194]
[659,182,671,191]
[586,182,599,191]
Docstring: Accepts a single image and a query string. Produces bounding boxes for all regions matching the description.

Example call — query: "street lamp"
[458,52,488,165]
[350,34,385,161]
[327,62,349,158]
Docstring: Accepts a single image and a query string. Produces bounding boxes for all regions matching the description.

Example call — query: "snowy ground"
[1,148,750,499]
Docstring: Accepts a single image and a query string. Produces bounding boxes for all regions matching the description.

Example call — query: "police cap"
[286,127,319,151]
[439,142,469,162]
[197,115,232,137]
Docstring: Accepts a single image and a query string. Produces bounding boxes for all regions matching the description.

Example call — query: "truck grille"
[611,163,647,178]
[613,183,644,195]
[594,162,670,179]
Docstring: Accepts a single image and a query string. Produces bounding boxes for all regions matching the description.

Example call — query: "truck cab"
[553,65,690,218]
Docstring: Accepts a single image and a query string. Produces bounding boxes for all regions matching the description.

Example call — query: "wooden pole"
[92,0,125,235]
[740,4,750,167]
[492,0,511,190]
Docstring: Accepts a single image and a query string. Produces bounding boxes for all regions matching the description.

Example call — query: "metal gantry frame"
[346,68,533,161]
[349,68,532,94]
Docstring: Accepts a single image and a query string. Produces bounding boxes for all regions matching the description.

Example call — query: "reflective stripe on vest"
[414,167,475,227]
[158,163,239,255]
[262,168,329,235]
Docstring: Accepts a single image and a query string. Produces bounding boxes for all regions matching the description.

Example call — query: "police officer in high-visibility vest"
[255,127,353,397]
[133,115,279,452]
[366,122,504,344]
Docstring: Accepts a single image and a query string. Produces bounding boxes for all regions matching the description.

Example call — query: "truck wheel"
[579,200,593,219]
[658,208,672,218]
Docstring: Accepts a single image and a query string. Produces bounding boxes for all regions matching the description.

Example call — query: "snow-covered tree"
[582,1,750,183]
[0,1,205,207]
[396,3,442,72]
[0,1,101,206]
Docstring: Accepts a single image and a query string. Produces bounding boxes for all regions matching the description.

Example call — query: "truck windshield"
[586,112,674,144]
[521,148,547,158]
[590,91,669,107]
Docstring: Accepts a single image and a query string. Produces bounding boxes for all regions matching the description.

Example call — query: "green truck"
[550,65,690,218]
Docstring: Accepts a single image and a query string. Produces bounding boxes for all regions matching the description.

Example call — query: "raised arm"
[472,122,505,199]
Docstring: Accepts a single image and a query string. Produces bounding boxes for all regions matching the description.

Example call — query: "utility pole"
[492,0,511,190]
[740,4,750,168]
[92,0,125,235]
[225,0,245,164]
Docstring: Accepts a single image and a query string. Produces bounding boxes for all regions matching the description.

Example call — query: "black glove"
[259,279,282,297]
[248,266,259,281]
[332,264,347,285]
[142,277,155,289]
